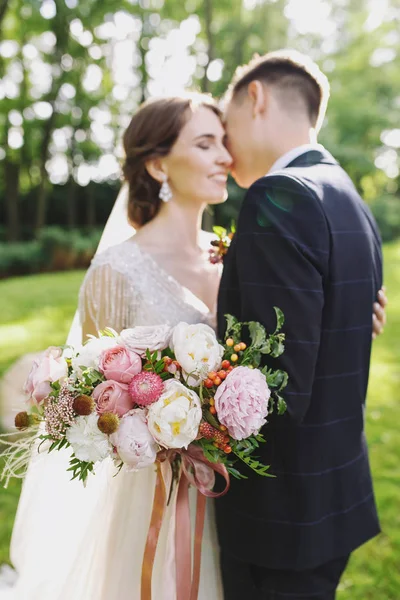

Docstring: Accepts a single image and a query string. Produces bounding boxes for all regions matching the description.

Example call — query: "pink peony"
[99,345,142,384]
[214,366,270,440]
[110,409,158,472]
[92,380,134,417]
[23,346,68,406]
[129,372,164,407]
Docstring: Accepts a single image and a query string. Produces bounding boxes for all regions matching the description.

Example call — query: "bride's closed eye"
[197,142,211,150]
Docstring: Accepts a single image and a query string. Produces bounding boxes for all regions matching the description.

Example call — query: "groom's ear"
[247,80,268,118]
[145,158,167,184]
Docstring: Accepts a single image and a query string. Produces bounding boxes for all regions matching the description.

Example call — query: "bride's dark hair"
[122,94,222,227]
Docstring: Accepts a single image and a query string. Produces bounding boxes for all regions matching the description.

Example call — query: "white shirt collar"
[269,143,325,174]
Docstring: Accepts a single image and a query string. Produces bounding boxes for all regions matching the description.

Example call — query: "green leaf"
[203,409,220,429]
[213,225,227,239]
[227,466,247,480]
[247,321,267,349]
[224,314,240,338]
[270,339,285,358]
[266,369,288,389]
[277,395,287,415]
[273,307,285,333]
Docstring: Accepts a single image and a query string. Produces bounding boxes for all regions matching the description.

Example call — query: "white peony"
[119,325,172,357]
[171,322,224,386]
[71,335,118,377]
[147,379,202,449]
[66,413,112,463]
[110,409,158,472]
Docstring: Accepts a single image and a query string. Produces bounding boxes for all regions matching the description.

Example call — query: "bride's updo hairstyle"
[122,94,221,227]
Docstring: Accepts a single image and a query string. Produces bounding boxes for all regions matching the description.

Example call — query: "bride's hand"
[372,287,387,339]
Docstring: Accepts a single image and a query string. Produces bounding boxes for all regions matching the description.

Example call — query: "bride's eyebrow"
[193,134,216,142]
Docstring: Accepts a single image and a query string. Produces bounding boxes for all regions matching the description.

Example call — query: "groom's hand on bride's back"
[372,287,387,339]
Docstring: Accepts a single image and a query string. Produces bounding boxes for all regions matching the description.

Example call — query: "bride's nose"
[217,146,233,168]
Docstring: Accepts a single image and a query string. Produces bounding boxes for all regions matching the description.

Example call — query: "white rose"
[66,413,111,463]
[71,336,118,376]
[147,380,202,449]
[119,325,172,357]
[110,409,158,472]
[171,322,224,386]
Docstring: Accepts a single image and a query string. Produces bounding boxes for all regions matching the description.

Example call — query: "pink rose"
[23,346,68,406]
[110,409,158,472]
[99,345,142,384]
[92,380,134,417]
[214,366,270,440]
[119,325,171,357]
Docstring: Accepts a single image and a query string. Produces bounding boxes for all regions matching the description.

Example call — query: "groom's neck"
[263,125,317,174]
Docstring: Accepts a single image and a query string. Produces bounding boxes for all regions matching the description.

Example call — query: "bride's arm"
[79,263,133,341]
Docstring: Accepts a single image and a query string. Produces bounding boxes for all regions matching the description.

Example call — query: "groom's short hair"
[228,49,330,131]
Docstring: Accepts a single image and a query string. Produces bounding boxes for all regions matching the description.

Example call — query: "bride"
[1,93,232,599]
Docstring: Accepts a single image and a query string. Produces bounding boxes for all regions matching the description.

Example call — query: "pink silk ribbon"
[141,445,230,600]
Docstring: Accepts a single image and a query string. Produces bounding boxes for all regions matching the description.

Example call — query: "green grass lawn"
[0,270,85,564]
[0,246,399,597]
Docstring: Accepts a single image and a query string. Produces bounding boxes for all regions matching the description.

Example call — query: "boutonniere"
[208,224,236,264]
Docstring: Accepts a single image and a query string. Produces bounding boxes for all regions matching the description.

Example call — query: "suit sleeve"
[236,174,330,423]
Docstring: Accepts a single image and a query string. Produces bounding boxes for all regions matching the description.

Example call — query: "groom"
[216,50,383,599]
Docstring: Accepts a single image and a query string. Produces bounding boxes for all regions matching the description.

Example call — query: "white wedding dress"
[0,238,223,600]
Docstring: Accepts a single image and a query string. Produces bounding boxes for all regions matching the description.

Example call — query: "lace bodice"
[79,239,217,333]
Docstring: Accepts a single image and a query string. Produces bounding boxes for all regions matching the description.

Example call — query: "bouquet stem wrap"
[141,446,230,600]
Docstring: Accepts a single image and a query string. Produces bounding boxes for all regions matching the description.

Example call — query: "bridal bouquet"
[8,312,287,485]
[3,313,287,599]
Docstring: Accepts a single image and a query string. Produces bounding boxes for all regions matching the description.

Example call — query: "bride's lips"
[209,173,228,185]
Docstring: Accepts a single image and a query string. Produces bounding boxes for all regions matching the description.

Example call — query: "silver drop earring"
[159,178,172,203]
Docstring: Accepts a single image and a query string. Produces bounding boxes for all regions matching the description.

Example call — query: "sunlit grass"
[0,270,85,564]
[338,241,400,599]
[0,271,85,376]
[0,245,399,597]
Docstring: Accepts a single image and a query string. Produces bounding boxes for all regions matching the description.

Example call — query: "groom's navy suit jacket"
[216,148,382,570]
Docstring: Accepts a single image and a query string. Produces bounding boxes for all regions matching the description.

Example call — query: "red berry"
[221,360,230,370]
[208,371,217,381]
[204,379,214,388]
[224,446,232,454]
[217,370,227,380]
[214,376,222,386]
[210,406,217,415]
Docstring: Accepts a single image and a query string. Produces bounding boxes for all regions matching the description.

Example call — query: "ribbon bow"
[141,445,230,600]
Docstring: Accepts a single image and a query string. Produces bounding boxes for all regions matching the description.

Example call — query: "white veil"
[66,185,135,346]
[0,184,136,596]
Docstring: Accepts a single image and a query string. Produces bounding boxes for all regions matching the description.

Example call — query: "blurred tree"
[0,0,398,241]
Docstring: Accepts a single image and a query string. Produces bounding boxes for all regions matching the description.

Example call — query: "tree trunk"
[4,160,20,241]
[66,176,77,229]
[35,156,51,231]
[86,183,96,228]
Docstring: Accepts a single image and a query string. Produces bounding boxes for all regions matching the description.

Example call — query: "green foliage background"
[0,0,399,241]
